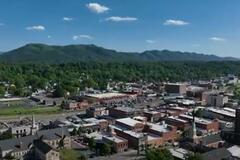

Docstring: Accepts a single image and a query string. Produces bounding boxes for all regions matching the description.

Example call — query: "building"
[143,110,161,122]
[201,148,231,160]
[85,92,136,104]
[30,94,64,106]
[102,135,128,152]
[86,106,108,118]
[202,91,228,107]
[145,122,177,144]
[186,86,206,99]
[235,108,240,135]
[165,83,187,95]
[165,116,190,131]
[0,127,70,159]
[9,116,39,138]
[198,133,224,148]
[64,100,89,110]
[0,135,36,159]
[83,118,109,131]
[201,107,235,122]
[115,118,145,132]
[179,114,219,133]
[34,139,60,160]
[109,107,135,118]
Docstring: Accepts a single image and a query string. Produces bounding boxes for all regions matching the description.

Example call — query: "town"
[0,74,240,160]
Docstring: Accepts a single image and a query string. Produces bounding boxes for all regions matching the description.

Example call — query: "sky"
[0,0,240,57]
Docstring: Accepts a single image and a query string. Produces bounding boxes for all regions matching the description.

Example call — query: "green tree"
[87,137,96,151]
[99,143,111,156]
[0,85,5,97]
[71,127,78,136]
[145,148,173,160]
[53,86,65,97]
[0,130,13,140]
[234,84,240,100]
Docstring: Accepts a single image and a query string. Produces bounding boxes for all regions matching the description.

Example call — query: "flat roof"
[103,135,127,143]
[179,114,212,125]
[86,92,128,99]
[147,133,162,141]
[208,108,235,118]
[167,116,188,123]
[116,118,143,127]
[169,148,189,160]
[113,106,135,112]
[147,122,170,133]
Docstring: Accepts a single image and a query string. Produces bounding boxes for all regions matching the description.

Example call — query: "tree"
[234,84,240,100]
[145,148,174,160]
[53,86,65,97]
[185,153,203,160]
[87,137,96,151]
[0,130,13,140]
[70,127,78,136]
[99,143,111,156]
[0,85,5,97]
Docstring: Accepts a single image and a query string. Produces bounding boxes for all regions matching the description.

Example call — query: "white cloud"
[209,37,226,42]
[63,17,74,21]
[47,35,52,39]
[26,25,45,31]
[146,40,156,44]
[105,16,138,22]
[164,19,189,26]
[72,35,93,40]
[86,3,109,14]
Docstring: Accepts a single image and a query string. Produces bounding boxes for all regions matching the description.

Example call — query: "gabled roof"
[0,135,36,152]
[36,127,70,140]
[201,133,222,145]
[201,148,231,160]
[34,139,53,154]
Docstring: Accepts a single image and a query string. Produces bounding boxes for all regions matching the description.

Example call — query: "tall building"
[235,108,240,135]
[165,83,187,95]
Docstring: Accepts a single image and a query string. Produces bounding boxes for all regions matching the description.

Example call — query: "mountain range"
[0,43,238,63]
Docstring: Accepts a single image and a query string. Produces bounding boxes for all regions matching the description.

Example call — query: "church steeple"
[192,109,198,143]
[31,114,38,135]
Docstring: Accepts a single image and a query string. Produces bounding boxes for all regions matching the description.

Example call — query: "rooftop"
[103,135,127,143]
[86,92,128,99]
[207,107,235,118]
[147,122,170,133]
[116,118,143,127]
[179,114,213,125]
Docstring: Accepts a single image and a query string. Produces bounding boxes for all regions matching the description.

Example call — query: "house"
[0,127,71,159]
[102,135,128,152]
[34,139,60,160]
[108,107,135,118]
[0,135,36,159]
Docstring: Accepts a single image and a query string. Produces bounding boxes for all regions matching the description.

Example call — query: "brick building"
[109,107,135,118]
[116,118,144,132]
[165,83,187,95]
[143,111,161,122]
[179,114,219,133]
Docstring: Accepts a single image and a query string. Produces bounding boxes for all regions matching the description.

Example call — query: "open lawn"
[60,149,86,160]
[0,106,62,116]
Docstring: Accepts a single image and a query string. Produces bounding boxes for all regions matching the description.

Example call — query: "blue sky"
[0,0,239,57]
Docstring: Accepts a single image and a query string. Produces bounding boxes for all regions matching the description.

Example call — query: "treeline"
[0,61,239,97]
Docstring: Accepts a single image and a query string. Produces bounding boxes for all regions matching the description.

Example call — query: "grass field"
[60,149,86,160]
[0,106,62,116]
